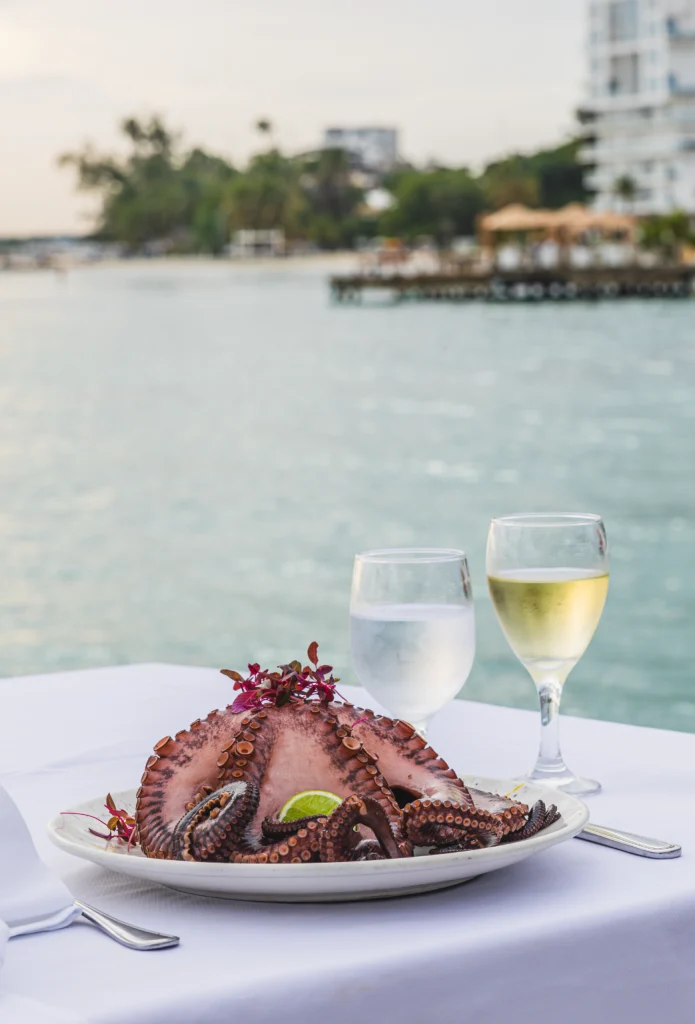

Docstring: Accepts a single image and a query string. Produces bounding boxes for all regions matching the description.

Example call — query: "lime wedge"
[278,790,342,822]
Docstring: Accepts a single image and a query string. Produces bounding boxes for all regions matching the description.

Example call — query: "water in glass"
[350,549,475,736]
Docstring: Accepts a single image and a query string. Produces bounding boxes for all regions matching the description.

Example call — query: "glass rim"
[490,513,603,529]
[355,547,467,565]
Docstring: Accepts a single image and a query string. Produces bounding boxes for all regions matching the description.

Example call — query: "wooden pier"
[330,265,695,303]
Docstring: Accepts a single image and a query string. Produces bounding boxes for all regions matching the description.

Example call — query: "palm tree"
[613,174,637,213]
[227,150,304,235]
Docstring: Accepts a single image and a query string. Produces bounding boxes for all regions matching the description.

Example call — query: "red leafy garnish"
[60,794,139,850]
[229,689,264,713]
[222,643,342,714]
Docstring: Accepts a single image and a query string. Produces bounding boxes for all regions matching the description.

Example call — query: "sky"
[0,0,587,235]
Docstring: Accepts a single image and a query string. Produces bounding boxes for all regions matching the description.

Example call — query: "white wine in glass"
[486,515,609,796]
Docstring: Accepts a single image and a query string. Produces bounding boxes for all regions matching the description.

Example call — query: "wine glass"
[349,548,475,736]
[486,513,609,796]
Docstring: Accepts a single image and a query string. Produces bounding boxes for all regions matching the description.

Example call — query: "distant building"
[323,127,398,174]
[228,229,285,258]
[362,188,395,214]
[580,0,695,213]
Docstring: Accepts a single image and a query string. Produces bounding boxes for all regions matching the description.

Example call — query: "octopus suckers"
[135,695,560,864]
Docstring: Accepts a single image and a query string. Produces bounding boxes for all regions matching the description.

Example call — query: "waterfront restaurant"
[478,203,637,247]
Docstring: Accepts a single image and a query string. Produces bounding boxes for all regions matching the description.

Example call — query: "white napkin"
[0,786,87,1021]
[0,785,80,937]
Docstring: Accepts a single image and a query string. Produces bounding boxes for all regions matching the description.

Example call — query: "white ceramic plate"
[48,778,588,902]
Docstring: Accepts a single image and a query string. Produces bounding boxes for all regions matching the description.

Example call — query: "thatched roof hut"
[479,203,636,245]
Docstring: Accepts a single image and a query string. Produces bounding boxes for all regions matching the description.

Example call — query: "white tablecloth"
[1,664,693,1024]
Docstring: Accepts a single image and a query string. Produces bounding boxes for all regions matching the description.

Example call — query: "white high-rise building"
[323,128,398,174]
[581,0,695,213]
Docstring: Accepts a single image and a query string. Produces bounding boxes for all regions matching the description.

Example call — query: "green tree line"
[60,116,590,253]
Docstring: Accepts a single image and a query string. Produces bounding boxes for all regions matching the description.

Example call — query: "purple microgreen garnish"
[222,643,343,714]
[60,794,138,849]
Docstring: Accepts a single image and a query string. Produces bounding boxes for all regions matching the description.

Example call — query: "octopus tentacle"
[469,788,530,820]
[136,705,248,858]
[261,814,327,841]
[429,800,560,852]
[337,704,473,809]
[233,820,322,864]
[478,802,528,838]
[172,781,257,861]
[320,795,407,862]
[351,839,388,861]
[403,799,506,850]
[429,837,489,854]
[502,801,560,843]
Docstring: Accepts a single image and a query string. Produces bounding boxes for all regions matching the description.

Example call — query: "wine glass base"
[525,770,602,798]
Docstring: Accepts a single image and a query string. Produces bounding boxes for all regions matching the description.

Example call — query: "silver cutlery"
[0,783,180,949]
[576,824,682,859]
[75,900,179,950]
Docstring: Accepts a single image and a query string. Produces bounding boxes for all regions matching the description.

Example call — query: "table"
[1,664,693,1024]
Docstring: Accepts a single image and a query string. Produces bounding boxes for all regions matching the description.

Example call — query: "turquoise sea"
[1,260,694,732]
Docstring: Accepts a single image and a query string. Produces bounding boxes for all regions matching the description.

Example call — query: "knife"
[576,824,682,859]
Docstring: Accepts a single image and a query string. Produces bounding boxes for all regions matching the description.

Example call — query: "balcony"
[668,74,695,97]
[590,111,660,135]
[670,106,695,126]
[667,17,695,42]
[580,135,681,163]
[585,90,661,115]
[583,170,613,193]
[578,145,598,165]
[576,106,598,125]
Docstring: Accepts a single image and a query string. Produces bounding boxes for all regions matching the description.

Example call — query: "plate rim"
[48,776,589,876]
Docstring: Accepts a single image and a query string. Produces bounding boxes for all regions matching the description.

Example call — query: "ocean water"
[1,260,694,732]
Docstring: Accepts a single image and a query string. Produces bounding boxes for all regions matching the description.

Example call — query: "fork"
[74,900,179,950]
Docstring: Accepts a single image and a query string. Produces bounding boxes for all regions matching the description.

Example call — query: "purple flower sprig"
[221,642,342,714]
[61,794,138,850]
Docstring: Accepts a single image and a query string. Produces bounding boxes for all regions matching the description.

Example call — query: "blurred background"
[1,0,694,731]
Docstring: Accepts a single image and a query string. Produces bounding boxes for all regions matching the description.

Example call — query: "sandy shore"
[69,252,359,273]
[2,251,362,276]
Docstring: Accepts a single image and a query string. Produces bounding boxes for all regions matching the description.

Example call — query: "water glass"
[349,548,475,736]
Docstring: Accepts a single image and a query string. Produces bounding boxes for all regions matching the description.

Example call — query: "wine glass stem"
[535,678,566,776]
